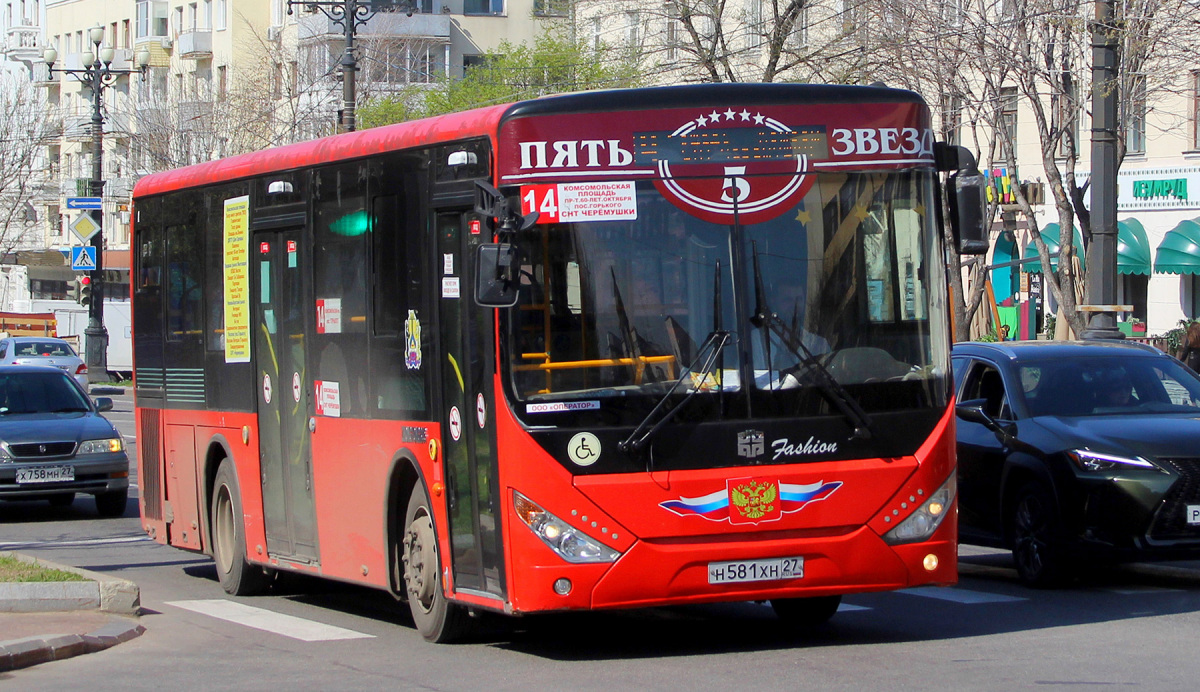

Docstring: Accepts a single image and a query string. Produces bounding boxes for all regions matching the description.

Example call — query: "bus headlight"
[882,473,955,545]
[512,491,620,564]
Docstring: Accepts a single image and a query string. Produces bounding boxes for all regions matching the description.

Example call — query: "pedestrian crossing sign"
[71,245,97,271]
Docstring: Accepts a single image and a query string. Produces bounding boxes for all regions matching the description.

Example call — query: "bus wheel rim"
[402,511,438,611]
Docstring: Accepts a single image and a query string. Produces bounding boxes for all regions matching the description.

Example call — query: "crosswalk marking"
[167,599,375,642]
[900,586,1027,604]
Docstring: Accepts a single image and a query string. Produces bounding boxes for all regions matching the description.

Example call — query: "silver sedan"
[0,337,89,388]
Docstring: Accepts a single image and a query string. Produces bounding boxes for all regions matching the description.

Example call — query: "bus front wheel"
[211,459,269,596]
[401,484,471,643]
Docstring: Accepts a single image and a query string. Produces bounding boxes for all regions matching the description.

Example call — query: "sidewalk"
[0,552,144,672]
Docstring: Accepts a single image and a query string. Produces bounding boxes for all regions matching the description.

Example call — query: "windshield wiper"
[618,329,732,455]
[749,243,875,440]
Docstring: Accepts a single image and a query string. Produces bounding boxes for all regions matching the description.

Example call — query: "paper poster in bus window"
[315,380,341,417]
[222,195,251,363]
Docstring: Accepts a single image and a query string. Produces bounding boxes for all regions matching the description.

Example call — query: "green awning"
[1155,218,1200,275]
[1116,218,1152,275]
[1023,223,1085,273]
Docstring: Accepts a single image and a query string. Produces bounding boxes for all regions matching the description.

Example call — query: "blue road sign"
[67,197,103,210]
[71,245,97,271]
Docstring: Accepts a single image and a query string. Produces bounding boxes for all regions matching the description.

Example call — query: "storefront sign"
[1078,167,1200,211]
[1132,178,1187,201]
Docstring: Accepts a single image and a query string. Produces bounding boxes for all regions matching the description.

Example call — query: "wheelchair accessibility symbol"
[567,432,601,467]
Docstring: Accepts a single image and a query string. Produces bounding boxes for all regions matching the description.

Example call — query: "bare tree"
[871,0,1200,339]
[0,70,59,257]
[572,0,882,85]
[133,13,341,171]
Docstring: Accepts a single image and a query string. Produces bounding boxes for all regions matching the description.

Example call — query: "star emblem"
[710,110,721,122]
[740,109,752,121]
[696,115,708,126]
[724,108,736,120]
[754,113,765,125]
[795,209,811,224]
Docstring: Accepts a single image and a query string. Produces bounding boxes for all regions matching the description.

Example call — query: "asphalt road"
[4,392,1200,690]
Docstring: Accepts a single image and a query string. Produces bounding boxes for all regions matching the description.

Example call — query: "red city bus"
[132,83,986,642]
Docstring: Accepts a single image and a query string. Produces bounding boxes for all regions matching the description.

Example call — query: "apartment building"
[1,0,552,303]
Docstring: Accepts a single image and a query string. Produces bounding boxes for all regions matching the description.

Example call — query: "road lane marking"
[899,586,1027,604]
[166,599,375,642]
[0,535,151,550]
[1104,586,1185,595]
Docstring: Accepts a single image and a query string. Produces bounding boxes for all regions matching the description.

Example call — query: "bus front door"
[254,229,319,563]
[435,210,505,601]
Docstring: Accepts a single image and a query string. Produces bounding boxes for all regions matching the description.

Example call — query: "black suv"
[952,340,1200,586]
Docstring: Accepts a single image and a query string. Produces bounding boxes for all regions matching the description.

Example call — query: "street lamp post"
[1081,0,1126,340]
[287,0,416,133]
[44,27,150,382]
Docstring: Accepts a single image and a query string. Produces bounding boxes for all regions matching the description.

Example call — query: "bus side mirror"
[936,143,989,255]
[475,243,520,308]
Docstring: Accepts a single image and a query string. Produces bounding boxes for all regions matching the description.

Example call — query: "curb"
[0,551,144,672]
[0,551,140,614]
[0,618,145,672]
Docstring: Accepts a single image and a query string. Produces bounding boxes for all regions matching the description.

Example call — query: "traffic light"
[78,274,92,306]
[71,276,82,302]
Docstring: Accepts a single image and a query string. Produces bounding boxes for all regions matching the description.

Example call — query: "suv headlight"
[78,437,124,454]
[1067,449,1161,472]
[883,473,956,545]
[513,491,620,564]
[0,442,11,462]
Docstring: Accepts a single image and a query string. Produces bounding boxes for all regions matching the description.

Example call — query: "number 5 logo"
[721,166,750,203]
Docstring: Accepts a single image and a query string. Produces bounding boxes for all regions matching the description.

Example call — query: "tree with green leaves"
[358,32,642,127]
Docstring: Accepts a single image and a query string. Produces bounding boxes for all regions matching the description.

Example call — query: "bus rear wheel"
[770,595,842,628]
[211,459,269,596]
[401,484,471,643]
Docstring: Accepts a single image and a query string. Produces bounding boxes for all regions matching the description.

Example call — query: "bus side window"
[313,163,370,417]
[370,175,428,418]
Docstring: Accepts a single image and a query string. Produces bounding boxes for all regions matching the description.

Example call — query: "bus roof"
[132,102,514,198]
[132,83,926,198]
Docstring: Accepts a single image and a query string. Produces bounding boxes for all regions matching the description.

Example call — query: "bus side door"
[253,229,319,563]
[435,208,505,600]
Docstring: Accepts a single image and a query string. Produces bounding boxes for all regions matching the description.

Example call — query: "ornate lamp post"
[44,27,150,382]
[287,0,416,133]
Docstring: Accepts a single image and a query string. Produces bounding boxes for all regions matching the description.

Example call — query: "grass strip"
[0,554,87,582]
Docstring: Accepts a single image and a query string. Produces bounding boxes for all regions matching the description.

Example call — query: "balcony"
[298,10,450,41]
[5,22,42,63]
[31,62,56,87]
[177,29,212,60]
[106,177,137,198]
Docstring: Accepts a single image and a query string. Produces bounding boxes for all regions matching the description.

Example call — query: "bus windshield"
[503,171,950,423]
